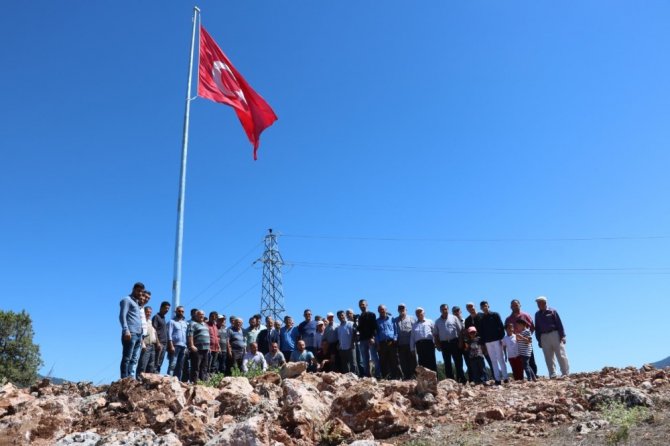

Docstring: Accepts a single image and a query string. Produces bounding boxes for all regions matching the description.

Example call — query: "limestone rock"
[205,415,275,446]
[216,377,261,417]
[281,361,307,379]
[54,432,101,446]
[415,366,438,396]
[588,386,654,409]
[280,379,330,441]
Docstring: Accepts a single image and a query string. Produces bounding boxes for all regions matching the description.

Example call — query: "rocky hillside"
[1,363,669,446]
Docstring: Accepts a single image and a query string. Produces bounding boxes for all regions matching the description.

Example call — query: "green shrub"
[601,400,650,445]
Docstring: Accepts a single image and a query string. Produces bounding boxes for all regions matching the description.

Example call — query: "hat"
[467,326,477,334]
[535,296,548,302]
[326,312,334,317]
[398,303,406,309]
[415,307,424,312]
[316,320,324,326]
[217,314,226,319]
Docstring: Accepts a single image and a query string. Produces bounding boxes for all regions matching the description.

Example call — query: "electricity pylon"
[259,229,286,322]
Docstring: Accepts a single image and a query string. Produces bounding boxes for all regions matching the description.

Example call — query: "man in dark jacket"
[357,299,381,378]
[478,301,509,385]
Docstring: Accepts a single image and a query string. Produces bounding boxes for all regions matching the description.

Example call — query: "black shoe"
[495,380,502,386]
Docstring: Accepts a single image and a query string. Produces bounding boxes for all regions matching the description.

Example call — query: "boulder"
[174,406,214,445]
[280,379,330,441]
[588,386,654,409]
[95,429,182,445]
[415,366,438,396]
[280,362,307,379]
[250,372,282,388]
[321,417,354,444]
[107,375,186,414]
[54,432,101,445]
[205,415,275,446]
[0,383,36,416]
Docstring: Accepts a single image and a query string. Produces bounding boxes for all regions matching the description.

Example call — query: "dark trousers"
[329,342,340,372]
[415,339,437,372]
[338,348,358,374]
[231,349,245,372]
[469,356,487,384]
[509,356,524,380]
[181,352,191,382]
[398,344,417,380]
[190,349,209,383]
[137,344,156,378]
[218,352,229,375]
[521,355,537,381]
[155,345,167,374]
[530,350,538,375]
[439,339,466,383]
[377,340,403,379]
[208,351,220,374]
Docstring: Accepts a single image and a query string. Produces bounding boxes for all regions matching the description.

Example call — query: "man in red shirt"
[207,311,221,374]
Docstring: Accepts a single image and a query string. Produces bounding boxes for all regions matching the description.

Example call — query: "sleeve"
[119,299,129,334]
[554,310,566,339]
[534,313,541,343]
[261,354,268,371]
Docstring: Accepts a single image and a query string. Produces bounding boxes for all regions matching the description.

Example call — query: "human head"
[467,326,477,337]
[195,309,205,322]
[397,303,407,317]
[248,317,255,328]
[249,342,258,354]
[480,301,490,314]
[217,314,226,327]
[174,306,185,320]
[359,299,368,312]
[515,318,528,331]
[452,306,461,319]
[326,312,335,324]
[346,309,354,321]
[296,340,305,352]
[316,320,325,331]
[253,314,262,326]
[233,317,243,329]
[439,304,449,317]
[274,320,281,330]
[510,299,521,313]
[209,311,218,323]
[535,296,548,310]
[159,301,171,316]
[337,310,346,323]
[415,307,425,321]
[378,305,387,318]
[190,308,198,319]
[303,309,312,321]
[270,342,279,353]
[131,282,145,298]
[284,315,294,327]
[144,306,152,319]
[465,302,477,316]
[505,323,514,335]
[265,316,274,328]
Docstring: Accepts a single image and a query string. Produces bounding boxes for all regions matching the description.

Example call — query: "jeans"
[154,344,167,374]
[137,344,156,378]
[521,355,537,381]
[208,351,220,374]
[167,345,186,380]
[439,339,466,382]
[469,356,487,384]
[359,339,381,378]
[120,333,143,379]
[338,348,358,374]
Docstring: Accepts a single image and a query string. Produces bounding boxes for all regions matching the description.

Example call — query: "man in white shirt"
[409,307,436,372]
[242,342,267,373]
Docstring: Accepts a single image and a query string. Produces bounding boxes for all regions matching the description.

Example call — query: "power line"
[185,264,256,309]
[282,233,670,243]
[287,260,670,275]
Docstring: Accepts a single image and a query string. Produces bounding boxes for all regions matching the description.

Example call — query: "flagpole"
[172,6,200,314]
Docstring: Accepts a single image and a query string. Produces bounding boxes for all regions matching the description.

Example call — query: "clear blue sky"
[2,1,669,384]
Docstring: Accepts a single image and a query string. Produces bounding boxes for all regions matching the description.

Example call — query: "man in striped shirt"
[187,309,210,383]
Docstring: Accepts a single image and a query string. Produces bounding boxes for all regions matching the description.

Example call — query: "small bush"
[601,400,650,445]
[199,364,281,387]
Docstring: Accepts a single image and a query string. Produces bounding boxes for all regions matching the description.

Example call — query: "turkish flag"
[198,26,277,160]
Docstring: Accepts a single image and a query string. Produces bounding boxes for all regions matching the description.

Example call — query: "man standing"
[375,305,402,379]
[505,299,538,375]
[119,282,145,379]
[393,303,417,380]
[410,307,437,372]
[357,299,381,378]
[336,310,357,374]
[313,320,326,351]
[324,312,339,372]
[167,306,188,380]
[534,296,569,377]
[216,314,229,374]
[280,315,298,361]
[152,301,170,374]
[478,301,508,385]
[257,316,278,355]
[433,304,466,383]
[187,310,210,383]
[207,311,220,374]
[298,309,318,353]
[227,317,247,372]
[137,305,158,378]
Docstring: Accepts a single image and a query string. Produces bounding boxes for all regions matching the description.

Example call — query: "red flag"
[198,26,277,160]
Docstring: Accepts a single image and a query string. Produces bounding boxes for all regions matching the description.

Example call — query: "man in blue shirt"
[336,310,357,374]
[280,315,298,361]
[119,282,145,379]
[376,305,402,380]
[167,306,188,380]
[297,309,317,353]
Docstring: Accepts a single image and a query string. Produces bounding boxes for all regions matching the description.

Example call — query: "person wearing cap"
[375,305,403,379]
[409,307,437,372]
[313,320,326,351]
[324,312,340,372]
[119,282,146,379]
[534,296,569,377]
[463,326,487,385]
[393,303,417,380]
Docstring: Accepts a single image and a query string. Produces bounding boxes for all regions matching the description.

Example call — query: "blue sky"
[2,1,669,384]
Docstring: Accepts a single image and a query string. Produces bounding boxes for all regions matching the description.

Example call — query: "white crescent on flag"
[212,61,247,105]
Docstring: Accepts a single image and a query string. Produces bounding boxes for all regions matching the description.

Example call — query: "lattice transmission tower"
[259,229,286,321]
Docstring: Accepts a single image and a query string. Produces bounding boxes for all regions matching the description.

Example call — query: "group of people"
[119,282,570,385]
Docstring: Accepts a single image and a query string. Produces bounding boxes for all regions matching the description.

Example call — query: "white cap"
[316,320,324,325]
[326,312,334,317]
[415,307,424,312]
[535,296,548,302]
